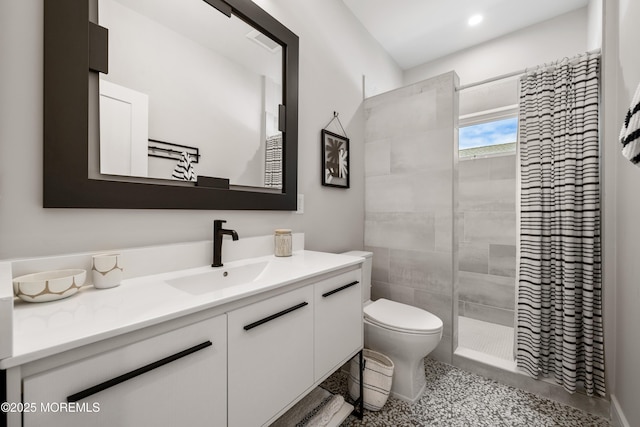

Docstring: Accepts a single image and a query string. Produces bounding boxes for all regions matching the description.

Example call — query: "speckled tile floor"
[321,358,611,427]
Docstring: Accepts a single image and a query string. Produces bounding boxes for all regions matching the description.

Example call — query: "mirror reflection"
[98,0,283,189]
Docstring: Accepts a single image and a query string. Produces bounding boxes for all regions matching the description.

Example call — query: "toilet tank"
[341,251,372,302]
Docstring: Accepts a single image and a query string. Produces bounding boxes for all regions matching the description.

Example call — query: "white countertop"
[1,250,363,369]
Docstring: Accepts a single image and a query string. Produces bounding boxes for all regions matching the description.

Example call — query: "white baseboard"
[611,394,630,427]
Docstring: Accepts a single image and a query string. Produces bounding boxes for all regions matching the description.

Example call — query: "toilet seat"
[364,298,443,335]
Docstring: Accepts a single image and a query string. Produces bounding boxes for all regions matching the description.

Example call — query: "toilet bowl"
[342,251,443,403]
[364,298,443,402]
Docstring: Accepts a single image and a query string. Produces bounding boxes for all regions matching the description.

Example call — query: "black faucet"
[212,220,239,267]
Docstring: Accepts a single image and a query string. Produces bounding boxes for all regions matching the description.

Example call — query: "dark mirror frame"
[44,0,298,209]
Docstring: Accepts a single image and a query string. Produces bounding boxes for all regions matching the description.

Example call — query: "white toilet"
[343,251,443,403]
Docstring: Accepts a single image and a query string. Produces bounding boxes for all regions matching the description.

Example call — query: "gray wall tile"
[489,154,517,180]
[365,245,390,283]
[366,174,417,213]
[430,334,452,364]
[415,289,453,336]
[390,249,453,294]
[458,155,516,329]
[419,171,454,211]
[459,242,489,274]
[464,302,514,327]
[371,280,391,301]
[364,73,457,363]
[365,212,435,251]
[364,88,438,140]
[459,271,515,310]
[364,139,390,177]
[463,211,516,244]
[390,129,454,174]
[388,283,416,306]
[459,157,490,181]
[434,211,454,253]
[459,178,516,212]
[366,171,452,213]
[364,73,449,111]
[489,244,516,277]
[436,74,457,129]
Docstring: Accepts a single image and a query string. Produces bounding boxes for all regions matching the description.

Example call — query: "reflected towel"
[620,82,640,165]
[172,151,197,181]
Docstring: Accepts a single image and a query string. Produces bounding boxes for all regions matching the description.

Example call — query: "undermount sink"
[166,261,271,295]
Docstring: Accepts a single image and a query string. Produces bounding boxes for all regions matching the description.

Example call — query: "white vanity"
[0,236,364,427]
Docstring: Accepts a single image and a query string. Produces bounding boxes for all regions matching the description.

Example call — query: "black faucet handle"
[214,219,227,228]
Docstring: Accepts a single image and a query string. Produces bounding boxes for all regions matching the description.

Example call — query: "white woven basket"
[348,349,394,411]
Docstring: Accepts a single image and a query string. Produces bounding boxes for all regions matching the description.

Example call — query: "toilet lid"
[364,298,443,334]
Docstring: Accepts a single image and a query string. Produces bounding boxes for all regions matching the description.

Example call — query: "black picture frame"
[321,129,350,188]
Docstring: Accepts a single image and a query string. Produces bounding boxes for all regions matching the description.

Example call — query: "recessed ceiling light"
[468,14,483,27]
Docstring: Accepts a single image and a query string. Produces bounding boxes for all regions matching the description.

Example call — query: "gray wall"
[458,155,517,327]
[609,0,640,425]
[0,0,402,260]
[363,72,459,363]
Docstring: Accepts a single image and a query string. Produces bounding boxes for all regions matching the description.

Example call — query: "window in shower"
[456,108,519,367]
[459,116,518,159]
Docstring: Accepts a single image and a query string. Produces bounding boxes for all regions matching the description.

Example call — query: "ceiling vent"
[246,29,281,53]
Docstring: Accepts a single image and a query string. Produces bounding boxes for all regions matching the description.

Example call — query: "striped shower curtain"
[516,51,605,397]
[264,134,283,189]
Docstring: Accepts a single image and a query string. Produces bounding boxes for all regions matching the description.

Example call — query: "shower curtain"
[264,134,283,189]
[516,51,605,397]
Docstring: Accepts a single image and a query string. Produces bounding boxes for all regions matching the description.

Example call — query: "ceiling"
[342,0,590,70]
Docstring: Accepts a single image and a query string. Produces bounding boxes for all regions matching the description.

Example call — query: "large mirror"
[98,0,283,189]
[44,0,298,209]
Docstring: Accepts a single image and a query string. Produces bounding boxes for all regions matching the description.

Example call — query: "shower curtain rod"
[456,48,601,92]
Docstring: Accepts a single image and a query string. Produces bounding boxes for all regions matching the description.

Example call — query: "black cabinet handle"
[67,341,212,403]
[243,302,308,331]
[322,281,359,298]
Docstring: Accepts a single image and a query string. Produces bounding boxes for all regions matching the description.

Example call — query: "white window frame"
[458,104,519,160]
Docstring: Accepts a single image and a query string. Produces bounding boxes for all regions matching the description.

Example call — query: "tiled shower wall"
[363,72,459,363]
[458,154,517,327]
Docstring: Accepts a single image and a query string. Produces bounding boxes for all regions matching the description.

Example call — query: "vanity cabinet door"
[314,269,363,380]
[227,285,314,427]
[22,315,227,427]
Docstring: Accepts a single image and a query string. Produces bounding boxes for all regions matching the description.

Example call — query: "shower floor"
[458,316,514,361]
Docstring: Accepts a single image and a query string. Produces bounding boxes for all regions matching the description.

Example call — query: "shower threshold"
[454,346,517,372]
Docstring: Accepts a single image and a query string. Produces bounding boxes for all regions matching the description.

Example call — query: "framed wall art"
[321,129,349,188]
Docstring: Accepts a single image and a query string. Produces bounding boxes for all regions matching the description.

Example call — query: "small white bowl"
[13,269,86,303]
